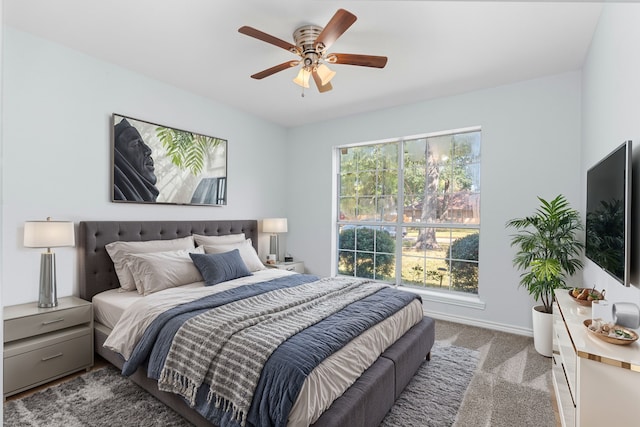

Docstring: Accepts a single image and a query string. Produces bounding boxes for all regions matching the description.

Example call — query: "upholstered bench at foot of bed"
[311,357,395,427]
[313,316,436,426]
[381,316,436,399]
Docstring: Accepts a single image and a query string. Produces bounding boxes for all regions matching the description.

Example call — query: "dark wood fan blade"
[315,9,357,51]
[251,61,299,80]
[239,26,298,53]
[329,53,388,68]
[312,70,333,93]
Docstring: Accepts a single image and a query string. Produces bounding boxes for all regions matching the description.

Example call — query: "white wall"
[1,28,289,305]
[2,26,587,334]
[286,72,583,332]
[581,4,640,307]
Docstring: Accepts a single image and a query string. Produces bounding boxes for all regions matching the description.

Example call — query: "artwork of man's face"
[116,126,157,184]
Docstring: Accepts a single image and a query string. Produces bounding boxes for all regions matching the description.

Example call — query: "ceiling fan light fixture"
[315,63,336,85]
[239,9,387,94]
[293,67,311,88]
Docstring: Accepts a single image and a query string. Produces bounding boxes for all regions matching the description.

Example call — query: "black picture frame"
[112,114,227,206]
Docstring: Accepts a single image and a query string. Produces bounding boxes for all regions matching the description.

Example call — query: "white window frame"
[332,127,485,310]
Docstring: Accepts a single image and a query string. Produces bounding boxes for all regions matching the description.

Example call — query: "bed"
[78,220,435,427]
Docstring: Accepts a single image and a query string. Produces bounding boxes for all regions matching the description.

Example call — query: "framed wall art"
[112,114,227,206]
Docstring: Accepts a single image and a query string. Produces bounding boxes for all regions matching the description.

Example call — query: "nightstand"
[265,261,305,273]
[3,296,93,398]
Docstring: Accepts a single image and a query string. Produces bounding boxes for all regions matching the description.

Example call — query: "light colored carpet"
[3,343,478,427]
[435,320,556,427]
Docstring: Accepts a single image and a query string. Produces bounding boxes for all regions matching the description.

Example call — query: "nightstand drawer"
[4,304,91,343]
[4,327,92,396]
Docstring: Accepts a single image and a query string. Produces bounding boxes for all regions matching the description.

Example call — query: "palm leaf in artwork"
[156,127,223,176]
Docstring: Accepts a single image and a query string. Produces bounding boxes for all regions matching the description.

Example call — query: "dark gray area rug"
[3,366,190,427]
[3,344,478,427]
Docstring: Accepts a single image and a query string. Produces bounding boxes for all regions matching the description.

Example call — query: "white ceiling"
[4,0,603,128]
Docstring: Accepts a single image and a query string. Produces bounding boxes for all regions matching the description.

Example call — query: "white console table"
[552,291,640,427]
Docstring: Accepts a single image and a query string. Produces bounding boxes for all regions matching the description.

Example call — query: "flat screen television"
[585,140,632,286]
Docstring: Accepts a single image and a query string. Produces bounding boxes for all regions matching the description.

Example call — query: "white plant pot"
[532,305,553,357]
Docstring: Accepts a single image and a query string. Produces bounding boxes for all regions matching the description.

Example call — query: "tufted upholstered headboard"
[78,220,259,301]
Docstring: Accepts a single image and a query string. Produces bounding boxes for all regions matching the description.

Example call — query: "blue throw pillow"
[189,249,252,286]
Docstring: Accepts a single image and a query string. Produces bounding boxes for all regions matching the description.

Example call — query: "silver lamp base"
[269,235,280,262]
[38,252,58,308]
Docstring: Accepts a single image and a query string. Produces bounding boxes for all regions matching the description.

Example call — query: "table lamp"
[262,218,287,262]
[24,218,75,308]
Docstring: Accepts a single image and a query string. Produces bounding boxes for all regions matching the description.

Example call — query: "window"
[336,128,481,294]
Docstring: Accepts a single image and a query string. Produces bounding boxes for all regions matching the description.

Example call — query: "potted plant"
[506,195,584,357]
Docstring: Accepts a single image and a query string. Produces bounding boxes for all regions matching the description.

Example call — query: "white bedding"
[97,270,423,426]
[93,269,289,331]
[92,288,145,329]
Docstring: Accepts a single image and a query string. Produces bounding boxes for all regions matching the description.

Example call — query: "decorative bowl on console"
[584,319,638,345]
[568,287,605,307]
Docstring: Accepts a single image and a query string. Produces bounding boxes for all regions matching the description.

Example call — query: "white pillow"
[126,247,205,296]
[105,236,195,291]
[193,233,246,247]
[203,239,266,272]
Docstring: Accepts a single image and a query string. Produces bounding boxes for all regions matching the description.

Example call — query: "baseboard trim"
[423,309,533,337]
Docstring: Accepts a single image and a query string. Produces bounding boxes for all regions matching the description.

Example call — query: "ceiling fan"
[238,9,388,94]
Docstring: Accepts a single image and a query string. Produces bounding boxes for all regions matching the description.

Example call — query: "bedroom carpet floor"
[434,320,559,427]
[4,345,476,427]
[4,319,559,427]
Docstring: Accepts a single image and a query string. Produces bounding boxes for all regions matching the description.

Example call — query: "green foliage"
[506,195,584,314]
[156,127,223,176]
[448,232,479,292]
[339,144,399,220]
[339,134,479,224]
[410,264,424,282]
[403,156,426,207]
[437,134,476,193]
[339,227,395,279]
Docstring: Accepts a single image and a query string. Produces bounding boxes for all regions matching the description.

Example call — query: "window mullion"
[395,139,405,287]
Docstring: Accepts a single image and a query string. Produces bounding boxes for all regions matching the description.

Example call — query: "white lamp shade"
[263,218,288,233]
[315,64,336,86]
[293,68,311,88]
[24,220,75,248]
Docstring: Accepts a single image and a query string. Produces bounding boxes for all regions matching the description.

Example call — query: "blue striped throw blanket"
[157,276,385,426]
